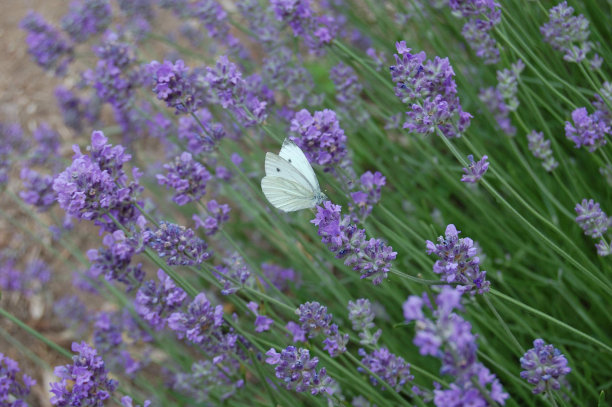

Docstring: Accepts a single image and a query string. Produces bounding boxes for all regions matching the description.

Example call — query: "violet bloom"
[461,154,489,184]
[541,1,593,63]
[157,152,211,206]
[520,339,571,394]
[246,301,274,332]
[0,255,50,296]
[147,60,203,114]
[144,221,211,266]
[0,353,36,405]
[84,60,135,109]
[87,230,144,290]
[565,107,610,152]
[527,130,558,172]
[330,62,362,105]
[214,252,253,295]
[290,109,348,169]
[20,11,73,76]
[19,168,56,212]
[390,41,472,138]
[53,131,143,232]
[93,312,142,376]
[593,82,612,128]
[29,122,61,166]
[61,0,112,43]
[193,200,231,236]
[168,292,224,345]
[294,301,348,357]
[260,262,300,291]
[265,346,335,395]
[135,269,188,331]
[204,55,268,126]
[451,0,501,65]
[178,109,225,155]
[404,287,508,405]
[348,298,382,346]
[312,201,396,285]
[358,348,413,391]
[574,199,610,239]
[349,171,386,222]
[50,342,118,407]
[427,224,490,293]
[93,32,137,69]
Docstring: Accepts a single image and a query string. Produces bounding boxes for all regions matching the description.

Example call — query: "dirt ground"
[1,1,91,406]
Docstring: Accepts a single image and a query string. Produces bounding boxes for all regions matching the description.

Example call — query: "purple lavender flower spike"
[350,171,386,221]
[565,107,610,152]
[461,154,489,183]
[358,348,413,391]
[322,325,349,357]
[157,152,211,206]
[146,60,203,114]
[404,287,508,405]
[246,301,274,333]
[426,224,490,293]
[527,130,558,172]
[261,263,300,291]
[348,298,382,346]
[19,168,56,212]
[20,12,73,75]
[390,41,471,138]
[50,342,118,406]
[214,253,253,295]
[520,339,571,394]
[178,109,226,155]
[135,269,187,331]
[0,354,36,405]
[541,1,592,63]
[312,201,396,285]
[330,62,362,105]
[168,292,224,345]
[29,122,61,166]
[296,301,333,338]
[290,109,348,169]
[265,346,335,394]
[61,0,112,43]
[144,221,211,266]
[574,199,610,239]
[193,200,231,236]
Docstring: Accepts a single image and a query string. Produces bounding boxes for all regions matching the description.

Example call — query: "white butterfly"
[261,138,327,212]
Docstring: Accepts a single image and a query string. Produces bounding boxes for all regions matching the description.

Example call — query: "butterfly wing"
[261,176,317,212]
[265,152,317,191]
[278,138,320,190]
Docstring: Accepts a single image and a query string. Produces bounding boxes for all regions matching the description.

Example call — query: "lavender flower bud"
[520,339,571,394]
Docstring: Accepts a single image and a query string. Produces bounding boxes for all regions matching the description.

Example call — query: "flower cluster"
[292,301,348,357]
[177,109,226,155]
[20,12,73,75]
[193,200,231,236]
[390,41,472,138]
[157,152,211,206]
[520,339,571,394]
[53,131,143,232]
[330,62,362,105]
[349,171,386,222]
[214,252,253,295]
[348,298,382,346]
[565,107,610,152]
[540,1,596,64]
[144,221,211,266]
[426,224,490,293]
[204,55,268,126]
[574,199,611,256]
[290,109,348,169]
[246,301,274,333]
[55,87,98,132]
[0,354,36,405]
[28,122,61,166]
[358,348,413,391]
[448,0,501,64]
[135,269,188,331]
[0,254,51,296]
[168,292,224,345]
[260,262,300,291]
[19,168,56,211]
[265,346,335,394]
[527,130,558,172]
[92,312,143,375]
[61,0,112,43]
[461,154,489,184]
[479,60,525,136]
[270,0,337,52]
[50,342,119,406]
[87,230,144,291]
[146,60,203,114]
[404,287,508,405]
[593,82,612,128]
[312,201,397,285]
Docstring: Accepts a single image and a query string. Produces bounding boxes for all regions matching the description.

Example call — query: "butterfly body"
[261,139,326,212]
